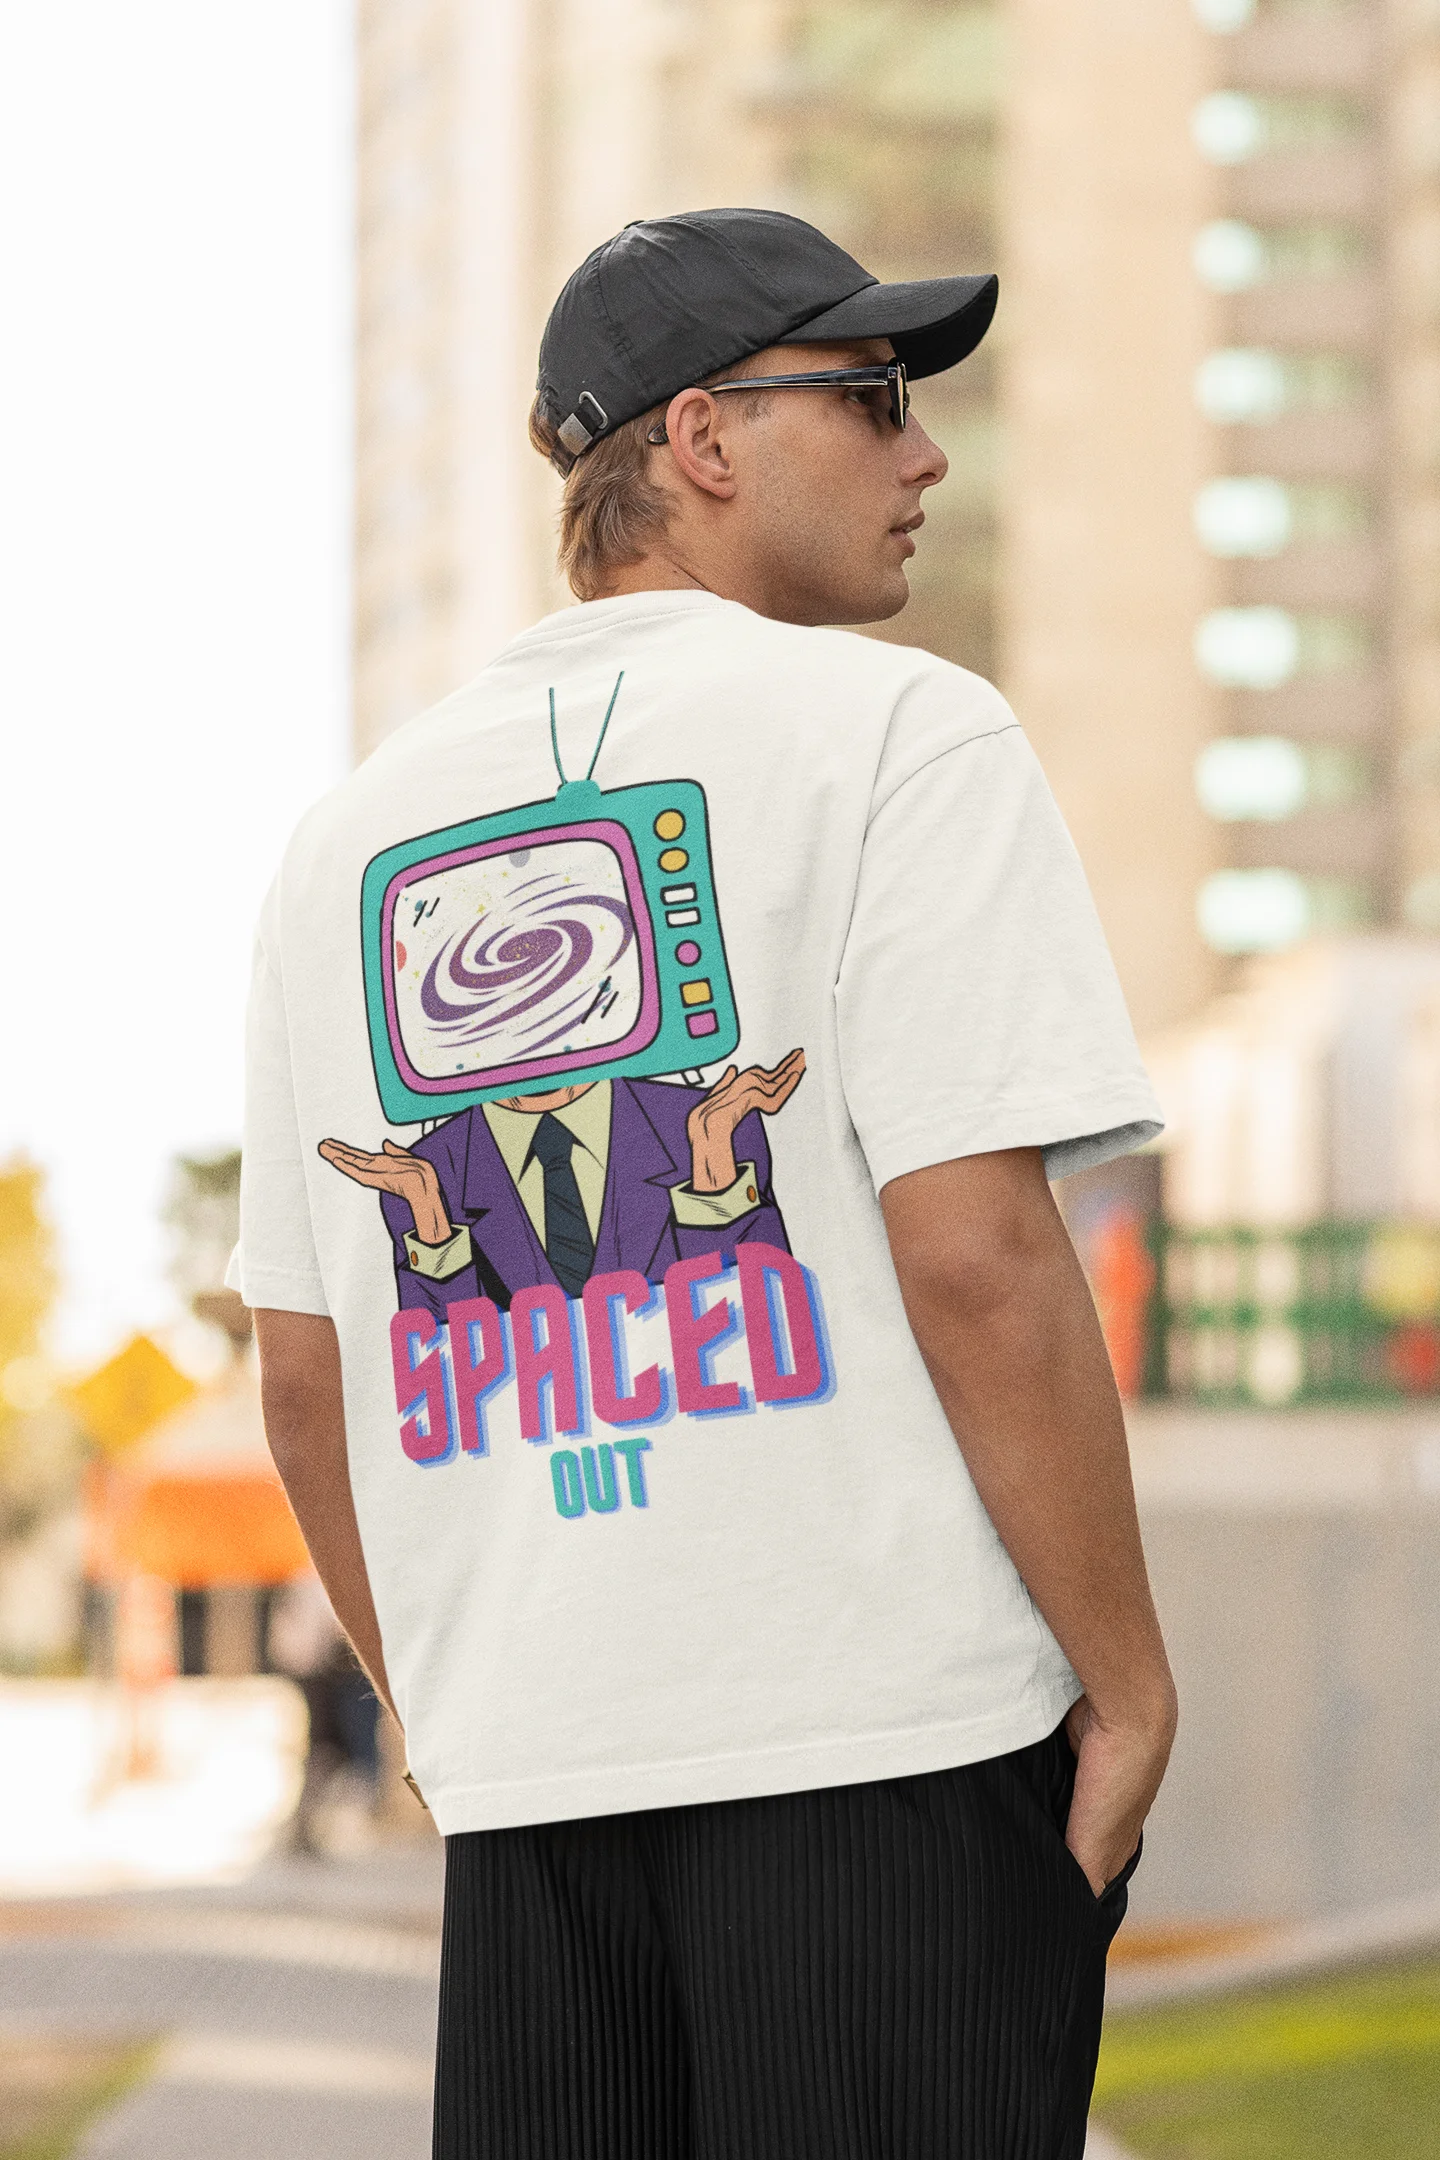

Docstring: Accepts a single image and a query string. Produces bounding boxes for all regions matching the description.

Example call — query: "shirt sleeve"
[835,699,1163,1194]
[226,921,331,1315]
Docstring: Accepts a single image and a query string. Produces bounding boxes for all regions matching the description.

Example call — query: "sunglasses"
[645,360,910,445]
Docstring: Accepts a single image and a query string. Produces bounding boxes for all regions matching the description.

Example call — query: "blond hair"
[528,400,670,603]
[528,363,770,601]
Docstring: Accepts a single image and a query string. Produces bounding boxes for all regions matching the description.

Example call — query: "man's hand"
[319,1136,453,1245]
[687,1049,806,1194]
[1064,1691,1175,1895]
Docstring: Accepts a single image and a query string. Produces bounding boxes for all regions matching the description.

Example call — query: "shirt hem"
[420,1672,1083,1835]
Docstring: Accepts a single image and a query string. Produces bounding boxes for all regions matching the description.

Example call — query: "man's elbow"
[880,1151,1069,1324]
[890,1234,1039,1331]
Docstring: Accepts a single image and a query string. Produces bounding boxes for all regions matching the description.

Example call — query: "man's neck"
[591,544,813,625]
[592,554,712,602]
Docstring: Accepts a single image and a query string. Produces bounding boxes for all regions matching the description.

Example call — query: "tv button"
[666,908,701,926]
[674,940,701,965]
[680,980,713,1007]
[655,810,686,840]
[661,883,696,904]
[658,847,689,873]
[686,1011,719,1038]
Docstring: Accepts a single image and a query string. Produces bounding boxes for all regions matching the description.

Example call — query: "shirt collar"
[489,588,737,666]
[482,1080,613,1183]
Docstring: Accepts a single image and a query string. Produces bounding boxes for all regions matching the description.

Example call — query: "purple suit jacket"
[382,1077,791,1318]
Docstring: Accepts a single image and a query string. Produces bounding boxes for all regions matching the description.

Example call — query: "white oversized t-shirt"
[231,589,1162,1834]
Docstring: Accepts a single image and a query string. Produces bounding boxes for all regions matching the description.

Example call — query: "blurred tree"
[164,1148,252,1351]
[0,1158,84,1671]
[0,1154,58,1400]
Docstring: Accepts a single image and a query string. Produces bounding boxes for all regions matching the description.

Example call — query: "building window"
[1196,736,1371,820]
[1191,91,1373,164]
[1195,607,1372,689]
[1195,477,1291,556]
[1192,219,1370,292]
[1191,0,1255,30]
[1197,869,1372,953]
[1195,348,1371,422]
[1191,92,1368,166]
[1194,219,1268,290]
[1194,476,1370,556]
[1192,0,1364,26]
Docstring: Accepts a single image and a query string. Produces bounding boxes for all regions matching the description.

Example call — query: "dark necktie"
[528,1113,596,1297]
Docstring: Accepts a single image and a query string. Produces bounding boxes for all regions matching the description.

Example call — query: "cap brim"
[776,272,998,379]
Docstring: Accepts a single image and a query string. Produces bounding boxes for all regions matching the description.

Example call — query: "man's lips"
[890,510,924,555]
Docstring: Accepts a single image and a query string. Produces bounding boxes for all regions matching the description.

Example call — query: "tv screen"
[362,777,740,1123]
[391,833,645,1079]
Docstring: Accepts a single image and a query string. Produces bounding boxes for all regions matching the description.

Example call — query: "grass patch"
[0,2036,156,2160]
[1095,1956,1440,2159]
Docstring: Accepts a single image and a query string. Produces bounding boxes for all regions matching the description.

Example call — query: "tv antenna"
[548,671,625,789]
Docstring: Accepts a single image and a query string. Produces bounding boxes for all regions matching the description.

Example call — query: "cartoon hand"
[686,1048,806,1196]
[318,1138,454,1245]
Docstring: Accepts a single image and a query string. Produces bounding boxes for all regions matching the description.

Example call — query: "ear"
[662,387,739,501]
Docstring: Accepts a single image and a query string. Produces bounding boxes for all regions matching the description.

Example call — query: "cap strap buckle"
[555,389,609,460]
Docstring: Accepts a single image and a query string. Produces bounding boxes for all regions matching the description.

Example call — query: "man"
[235,208,1176,2158]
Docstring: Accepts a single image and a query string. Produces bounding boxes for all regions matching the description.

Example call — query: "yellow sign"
[70,1336,197,1457]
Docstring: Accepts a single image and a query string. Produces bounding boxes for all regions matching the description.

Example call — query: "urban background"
[4,0,1440,2155]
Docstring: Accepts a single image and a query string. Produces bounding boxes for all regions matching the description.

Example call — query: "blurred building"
[353,0,1002,756]
[1005,0,1440,1036]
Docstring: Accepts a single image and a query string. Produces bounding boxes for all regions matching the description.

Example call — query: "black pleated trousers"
[433,1721,1132,2160]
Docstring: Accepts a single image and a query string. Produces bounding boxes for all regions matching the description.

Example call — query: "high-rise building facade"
[1005,0,1440,1037]
[1184,0,1440,955]
[1002,0,1222,1038]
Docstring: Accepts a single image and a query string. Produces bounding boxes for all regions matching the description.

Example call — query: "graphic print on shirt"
[317,678,829,1518]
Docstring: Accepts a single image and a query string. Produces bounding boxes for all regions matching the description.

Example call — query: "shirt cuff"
[670,1163,762,1229]
[404,1224,473,1281]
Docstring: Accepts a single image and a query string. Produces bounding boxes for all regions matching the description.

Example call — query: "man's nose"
[901,418,948,490]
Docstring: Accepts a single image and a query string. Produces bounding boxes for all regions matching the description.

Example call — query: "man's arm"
[254,1307,396,1723]
[880,1145,1176,1893]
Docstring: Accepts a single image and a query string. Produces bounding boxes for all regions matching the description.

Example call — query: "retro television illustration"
[361,771,740,1126]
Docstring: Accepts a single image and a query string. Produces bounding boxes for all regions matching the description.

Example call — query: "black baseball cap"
[535,207,998,471]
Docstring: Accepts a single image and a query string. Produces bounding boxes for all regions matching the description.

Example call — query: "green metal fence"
[1152,1223,1440,1408]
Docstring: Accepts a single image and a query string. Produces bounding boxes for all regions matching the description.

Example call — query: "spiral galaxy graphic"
[393,839,642,1079]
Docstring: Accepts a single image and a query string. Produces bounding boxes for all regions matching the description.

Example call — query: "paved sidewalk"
[0,1842,443,2159]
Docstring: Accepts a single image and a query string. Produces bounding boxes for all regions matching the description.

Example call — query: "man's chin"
[772,557,912,628]
[828,568,911,627]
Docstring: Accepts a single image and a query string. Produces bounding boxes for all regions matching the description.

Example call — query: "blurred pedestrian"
[267,1569,380,1853]
[239,209,1176,2158]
